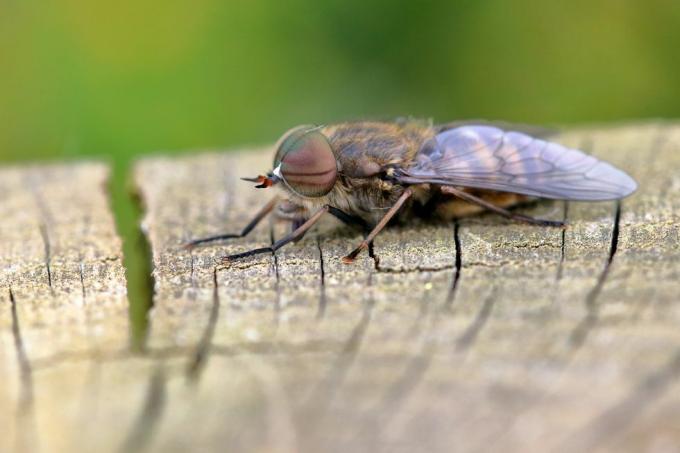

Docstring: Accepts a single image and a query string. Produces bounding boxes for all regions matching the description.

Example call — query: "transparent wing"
[397,125,637,201]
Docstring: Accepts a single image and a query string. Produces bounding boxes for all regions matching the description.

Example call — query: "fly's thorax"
[322,121,436,178]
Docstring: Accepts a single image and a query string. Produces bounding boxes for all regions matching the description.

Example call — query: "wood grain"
[2,123,679,453]
[132,123,680,453]
[0,163,130,453]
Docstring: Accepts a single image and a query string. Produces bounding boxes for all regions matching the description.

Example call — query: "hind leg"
[435,189,526,219]
[438,187,564,227]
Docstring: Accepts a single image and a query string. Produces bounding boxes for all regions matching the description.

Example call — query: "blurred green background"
[3,0,680,164]
[2,0,679,344]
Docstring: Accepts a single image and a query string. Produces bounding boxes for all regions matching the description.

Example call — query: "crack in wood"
[315,236,327,320]
[367,239,379,270]
[118,367,166,453]
[556,201,570,282]
[31,183,56,293]
[569,201,622,349]
[39,223,53,290]
[445,221,463,308]
[9,287,40,453]
[189,253,196,288]
[186,267,221,381]
[270,219,282,330]
[79,258,87,303]
[9,287,35,415]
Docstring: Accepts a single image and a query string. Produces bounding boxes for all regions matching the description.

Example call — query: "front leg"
[184,197,279,249]
[222,205,331,263]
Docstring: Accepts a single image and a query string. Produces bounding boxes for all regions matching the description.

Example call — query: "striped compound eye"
[274,127,337,197]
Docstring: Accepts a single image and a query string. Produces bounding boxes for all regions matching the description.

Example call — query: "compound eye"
[278,130,337,197]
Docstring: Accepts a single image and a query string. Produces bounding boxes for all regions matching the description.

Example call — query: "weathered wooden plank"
[0,163,130,453]
[134,123,680,452]
[5,124,677,453]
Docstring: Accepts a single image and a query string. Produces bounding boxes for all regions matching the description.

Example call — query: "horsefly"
[185,119,637,264]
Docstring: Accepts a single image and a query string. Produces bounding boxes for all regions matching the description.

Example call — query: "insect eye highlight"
[276,128,337,197]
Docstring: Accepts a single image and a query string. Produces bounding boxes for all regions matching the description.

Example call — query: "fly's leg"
[183,197,278,249]
[439,186,565,227]
[221,205,329,263]
[342,188,413,264]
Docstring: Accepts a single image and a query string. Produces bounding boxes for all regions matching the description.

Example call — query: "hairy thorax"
[279,120,437,224]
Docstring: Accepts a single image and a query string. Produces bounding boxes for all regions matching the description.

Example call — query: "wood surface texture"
[0,163,129,453]
[2,123,680,453]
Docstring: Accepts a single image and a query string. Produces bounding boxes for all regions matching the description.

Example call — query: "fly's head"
[243,125,339,203]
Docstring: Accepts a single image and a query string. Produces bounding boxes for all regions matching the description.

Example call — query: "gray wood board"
[2,122,679,453]
[133,123,680,453]
[0,163,129,453]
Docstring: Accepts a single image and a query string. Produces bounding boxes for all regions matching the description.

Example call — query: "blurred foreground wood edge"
[1,122,679,453]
